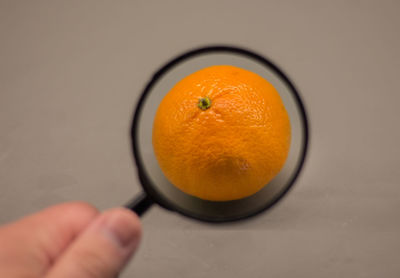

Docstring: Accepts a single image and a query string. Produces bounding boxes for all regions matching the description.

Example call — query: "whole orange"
[152,65,290,201]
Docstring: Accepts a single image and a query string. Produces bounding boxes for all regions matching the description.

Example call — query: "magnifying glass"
[125,46,309,222]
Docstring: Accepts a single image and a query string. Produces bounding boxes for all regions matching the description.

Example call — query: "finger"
[0,202,99,277]
[46,208,141,278]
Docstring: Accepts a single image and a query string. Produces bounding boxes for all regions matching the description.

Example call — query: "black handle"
[125,192,154,216]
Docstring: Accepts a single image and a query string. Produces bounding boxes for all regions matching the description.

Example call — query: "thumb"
[46,208,141,278]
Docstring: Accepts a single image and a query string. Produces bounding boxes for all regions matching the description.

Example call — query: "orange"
[152,65,290,201]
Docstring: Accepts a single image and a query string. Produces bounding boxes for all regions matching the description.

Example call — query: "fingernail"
[102,209,141,249]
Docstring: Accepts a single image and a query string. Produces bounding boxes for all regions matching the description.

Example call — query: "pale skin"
[0,203,142,278]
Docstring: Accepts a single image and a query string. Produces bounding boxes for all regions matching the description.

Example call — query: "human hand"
[0,202,141,278]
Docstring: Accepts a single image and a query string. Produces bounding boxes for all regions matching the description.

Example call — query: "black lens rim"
[130,45,310,223]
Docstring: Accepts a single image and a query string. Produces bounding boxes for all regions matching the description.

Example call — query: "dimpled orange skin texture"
[152,65,291,201]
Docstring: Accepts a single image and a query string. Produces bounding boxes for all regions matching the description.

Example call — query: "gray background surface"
[1,1,399,277]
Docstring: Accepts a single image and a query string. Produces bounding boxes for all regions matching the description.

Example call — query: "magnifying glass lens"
[130,47,308,222]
